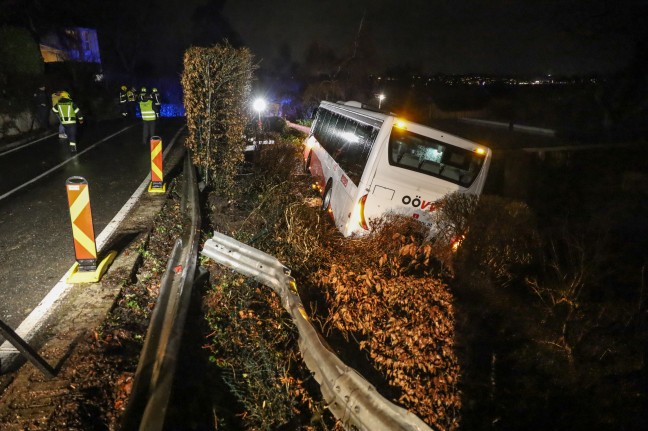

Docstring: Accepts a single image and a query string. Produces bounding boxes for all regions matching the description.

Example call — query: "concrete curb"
[0,134,186,428]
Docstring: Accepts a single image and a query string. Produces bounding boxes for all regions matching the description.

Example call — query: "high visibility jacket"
[152,92,161,107]
[119,89,128,104]
[53,98,83,124]
[138,98,156,121]
[127,89,135,102]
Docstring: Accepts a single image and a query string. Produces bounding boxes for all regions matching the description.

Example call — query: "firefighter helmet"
[59,91,70,98]
[141,87,147,92]
[152,87,158,93]
[121,85,127,91]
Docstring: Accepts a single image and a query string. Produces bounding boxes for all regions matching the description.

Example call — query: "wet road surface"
[0,117,186,341]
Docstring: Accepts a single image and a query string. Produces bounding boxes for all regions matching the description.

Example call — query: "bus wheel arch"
[304,151,312,174]
[321,179,333,211]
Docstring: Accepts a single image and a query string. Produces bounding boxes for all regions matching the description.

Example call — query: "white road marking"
[0,125,185,368]
[0,126,134,202]
[0,132,58,158]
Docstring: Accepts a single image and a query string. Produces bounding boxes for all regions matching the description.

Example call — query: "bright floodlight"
[378,93,385,109]
[253,98,267,113]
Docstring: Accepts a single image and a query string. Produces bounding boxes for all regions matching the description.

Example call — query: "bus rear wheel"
[321,181,332,211]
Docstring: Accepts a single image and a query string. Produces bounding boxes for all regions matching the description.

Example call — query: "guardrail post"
[148,136,166,193]
[65,176,116,283]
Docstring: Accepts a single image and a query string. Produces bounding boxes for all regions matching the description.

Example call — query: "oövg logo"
[401,195,439,212]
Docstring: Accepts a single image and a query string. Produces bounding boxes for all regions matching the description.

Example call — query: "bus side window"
[394,141,406,162]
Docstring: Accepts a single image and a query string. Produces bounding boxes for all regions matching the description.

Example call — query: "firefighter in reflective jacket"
[138,87,156,145]
[119,85,129,117]
[51,91,67,139]
[151,87,161,119]
[127,86,137,117]
[52,91,84,153]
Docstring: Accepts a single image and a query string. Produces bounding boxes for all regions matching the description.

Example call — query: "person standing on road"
[33,85,50,130]
[151,87,161,119]
[138,87,156,146]
[119,85,129,117]
[52,91,84,153]
[127,86,137,118]
[51,91,67,139]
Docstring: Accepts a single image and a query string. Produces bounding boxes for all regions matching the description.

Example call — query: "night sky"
[1,0,646,77]
[224,0,645,75]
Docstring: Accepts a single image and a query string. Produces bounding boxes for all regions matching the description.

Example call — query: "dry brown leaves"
[313,216,462,430]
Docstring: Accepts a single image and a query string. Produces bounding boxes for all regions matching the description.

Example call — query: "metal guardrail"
[201,232,435,431]
[459,117,556,137]
[121,151,201,431]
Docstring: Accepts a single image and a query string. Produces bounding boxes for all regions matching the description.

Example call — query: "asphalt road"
[0,117,186,342]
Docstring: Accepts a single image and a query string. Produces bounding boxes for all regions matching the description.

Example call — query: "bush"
[262,116,287,134]
[0,26,44,81]
[182,42,256,196]
[313,216,462,430]
[453,195,540,286]
[204,274,311,430]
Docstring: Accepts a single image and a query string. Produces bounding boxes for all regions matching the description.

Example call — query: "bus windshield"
[388,127,486,187]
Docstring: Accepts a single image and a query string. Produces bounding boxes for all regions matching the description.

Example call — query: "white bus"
[303,100,492,237]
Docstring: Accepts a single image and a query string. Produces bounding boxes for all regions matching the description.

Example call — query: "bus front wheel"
[321,181,332,211]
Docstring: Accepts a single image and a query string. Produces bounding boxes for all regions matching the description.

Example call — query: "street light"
[253,98,267,131]
[378,93,385,109]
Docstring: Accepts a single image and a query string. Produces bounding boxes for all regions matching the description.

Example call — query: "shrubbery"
[316,216,462,430]
[187,56,646,428]
[182,42,255,197]
[202,132,466,429]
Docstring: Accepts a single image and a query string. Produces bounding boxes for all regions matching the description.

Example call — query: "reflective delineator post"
[65,177,116,283]
[148,136,166,193]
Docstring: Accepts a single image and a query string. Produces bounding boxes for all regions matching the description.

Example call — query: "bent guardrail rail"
[459,117,556,137]
[201,232,435,431]
[121,151,201,431]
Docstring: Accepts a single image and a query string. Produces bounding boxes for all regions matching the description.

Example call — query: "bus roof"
[320,100,388,128]
[319,100,490,152]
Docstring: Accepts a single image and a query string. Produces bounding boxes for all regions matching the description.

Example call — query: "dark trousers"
[142,120,156,145]
[128,101,137,117]
[62,123,77,144]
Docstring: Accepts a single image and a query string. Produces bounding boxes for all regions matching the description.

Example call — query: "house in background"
[39,27,101,64]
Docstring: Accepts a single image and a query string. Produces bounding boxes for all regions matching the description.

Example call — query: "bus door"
[330,166,357,233]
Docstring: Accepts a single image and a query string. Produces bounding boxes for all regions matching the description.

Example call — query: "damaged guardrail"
[121,151,201,431]
[201,232,435,431]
